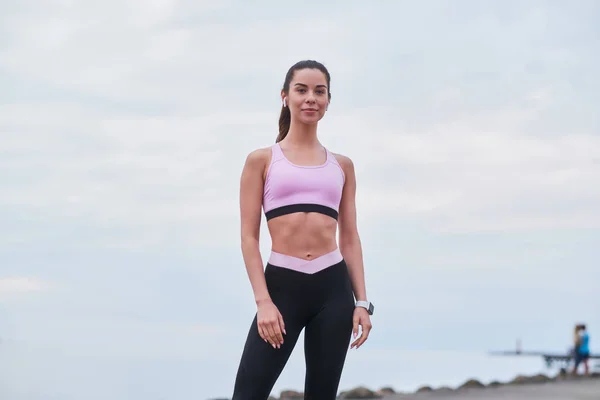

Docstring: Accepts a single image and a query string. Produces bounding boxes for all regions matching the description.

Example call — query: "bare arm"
[239,149,270,305]
[337,155,367,302]
[239,148,287,349]
[337,154,372,349]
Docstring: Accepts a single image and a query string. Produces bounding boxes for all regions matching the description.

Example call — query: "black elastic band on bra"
[265,204,339,221]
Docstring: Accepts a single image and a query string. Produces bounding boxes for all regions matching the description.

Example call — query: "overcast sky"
[1,0,599,399]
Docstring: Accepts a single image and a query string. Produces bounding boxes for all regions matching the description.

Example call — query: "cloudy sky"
[1,0,599,399]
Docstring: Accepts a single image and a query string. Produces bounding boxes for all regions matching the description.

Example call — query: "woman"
[232,60,374,399]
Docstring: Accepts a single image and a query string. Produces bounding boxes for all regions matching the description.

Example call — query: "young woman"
[231,60,374,399]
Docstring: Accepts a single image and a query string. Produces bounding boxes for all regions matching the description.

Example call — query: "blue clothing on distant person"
[579,332,590,354]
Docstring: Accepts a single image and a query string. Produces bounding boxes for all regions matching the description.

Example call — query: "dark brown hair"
[276,60,331,143]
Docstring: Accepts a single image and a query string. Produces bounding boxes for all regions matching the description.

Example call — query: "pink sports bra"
[262,143,345,221]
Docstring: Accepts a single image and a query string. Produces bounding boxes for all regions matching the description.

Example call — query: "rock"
[279,390,303,399]
[457,378,485,390]
[510,374,529,384]
[529,373,553,383]
[376,386,396,395]
[488,380,503,388]
[434,386,453,393]
[338,386,382,399]
[415,385,433,393]
[509,373,552,385]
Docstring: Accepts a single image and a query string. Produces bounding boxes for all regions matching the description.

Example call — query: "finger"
[278,313,286,336]
[352,315,359,339]
[265,323,278,348]
[355,325,372,349]
[264,323,275,346]
[350,319,373,349]
[352,334,366,349]
[355,335,367,349]
[257,322,268,343]
[350,333,362,349]
[259,321,274,346]
[350,327,362,348]
[271,323,283,347]
[274,325,284,345]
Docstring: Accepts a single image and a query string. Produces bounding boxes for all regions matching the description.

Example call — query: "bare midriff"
[267,212,338,261]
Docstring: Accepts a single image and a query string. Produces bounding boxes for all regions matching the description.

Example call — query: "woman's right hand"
[257,299,286,349]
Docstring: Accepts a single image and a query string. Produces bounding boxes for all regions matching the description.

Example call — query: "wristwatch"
[355,300,374,316]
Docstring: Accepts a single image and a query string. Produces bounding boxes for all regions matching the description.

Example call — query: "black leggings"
[232,259,355,400]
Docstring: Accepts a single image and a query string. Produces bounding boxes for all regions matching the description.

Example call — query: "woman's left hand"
[350,307,372,349]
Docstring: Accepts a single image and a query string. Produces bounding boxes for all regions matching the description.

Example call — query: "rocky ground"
[223,371,600,400]
[384,374,600,399]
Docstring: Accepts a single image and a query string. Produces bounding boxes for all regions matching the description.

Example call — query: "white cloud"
[322,104,600,233]
[0,277,48,293]
[0,277,54,304]
[1,0,357,111]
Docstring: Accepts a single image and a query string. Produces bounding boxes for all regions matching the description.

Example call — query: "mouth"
[302,108,318,112]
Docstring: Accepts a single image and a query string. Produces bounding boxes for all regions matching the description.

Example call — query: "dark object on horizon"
[489,338,600,372]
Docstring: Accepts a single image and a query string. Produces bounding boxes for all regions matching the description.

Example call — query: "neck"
[284,120,320,147]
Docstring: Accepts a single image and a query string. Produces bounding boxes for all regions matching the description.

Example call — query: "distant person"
[572,324,581,356]
[231,60,374,399]
[572,324,590,375]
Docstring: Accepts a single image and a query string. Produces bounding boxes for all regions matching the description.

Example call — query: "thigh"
[232,264,311,400]
[303,290,355,399]
[232,312,303,400]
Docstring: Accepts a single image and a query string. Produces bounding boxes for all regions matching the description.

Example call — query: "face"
[282,68,330,125]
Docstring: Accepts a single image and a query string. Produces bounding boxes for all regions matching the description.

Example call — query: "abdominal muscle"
[267,212,338,260]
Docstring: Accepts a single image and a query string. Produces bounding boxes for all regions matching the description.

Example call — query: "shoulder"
[244,146,272,168]
[332,152,355,175]
[242,146,274,182]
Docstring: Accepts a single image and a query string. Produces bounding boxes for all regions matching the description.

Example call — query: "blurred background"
[1,0,598,399]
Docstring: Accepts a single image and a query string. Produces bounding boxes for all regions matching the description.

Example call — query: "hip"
[264,249,354,302]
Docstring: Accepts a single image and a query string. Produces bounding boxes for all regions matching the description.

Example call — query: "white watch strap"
[356,300,370,309]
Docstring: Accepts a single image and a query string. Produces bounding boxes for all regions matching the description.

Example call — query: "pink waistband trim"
[268,248,343,274]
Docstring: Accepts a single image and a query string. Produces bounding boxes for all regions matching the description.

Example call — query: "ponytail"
[276,105,291,143]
